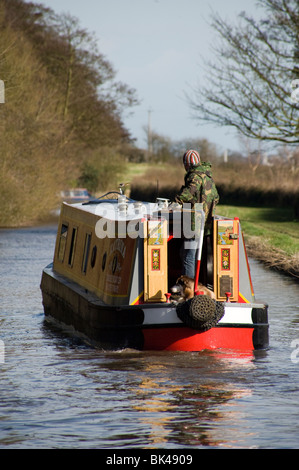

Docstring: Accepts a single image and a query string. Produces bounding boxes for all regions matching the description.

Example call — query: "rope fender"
[176,295,225,331]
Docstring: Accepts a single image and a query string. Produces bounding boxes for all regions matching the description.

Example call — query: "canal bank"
[216,205,299,280]
[245,235,299,279]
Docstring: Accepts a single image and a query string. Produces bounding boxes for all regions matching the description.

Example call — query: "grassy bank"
[216,205,299,279]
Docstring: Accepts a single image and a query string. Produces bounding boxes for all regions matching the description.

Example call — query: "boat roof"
[64,198,160,222]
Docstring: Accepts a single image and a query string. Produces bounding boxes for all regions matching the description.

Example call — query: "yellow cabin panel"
[213,218,239,301]
[53,203,140,305]
[144,219,168,302]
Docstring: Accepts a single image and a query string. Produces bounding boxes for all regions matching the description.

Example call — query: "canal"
[0,225,298,448]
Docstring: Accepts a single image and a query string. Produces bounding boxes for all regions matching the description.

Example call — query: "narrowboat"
[40,188,269,351]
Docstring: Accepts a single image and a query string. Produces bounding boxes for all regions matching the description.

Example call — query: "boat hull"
[143,325,266,351]
[41,264,269,352]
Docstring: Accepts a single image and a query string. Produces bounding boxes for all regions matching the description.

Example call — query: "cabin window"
[102,252,107,271]
[90,245,97,268]
[68,227,77,267]
[82,233,91,274]
[58,223,68,262]
[112,255,118,274]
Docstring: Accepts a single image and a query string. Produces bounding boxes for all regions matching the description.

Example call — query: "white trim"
[218,306,253,324]
[143,306,181,325]
[143,304,253,326]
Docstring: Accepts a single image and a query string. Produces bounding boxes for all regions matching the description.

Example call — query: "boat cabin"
[52,194,255,307]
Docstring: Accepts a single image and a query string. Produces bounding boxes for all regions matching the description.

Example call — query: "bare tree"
[189,0,299,145]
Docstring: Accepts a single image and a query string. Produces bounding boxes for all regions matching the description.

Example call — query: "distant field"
[122,163,156,182]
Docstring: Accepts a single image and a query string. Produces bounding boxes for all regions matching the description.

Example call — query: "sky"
[36,0,261,154]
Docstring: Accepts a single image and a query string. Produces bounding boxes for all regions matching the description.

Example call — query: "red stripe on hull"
[143,326,254,351]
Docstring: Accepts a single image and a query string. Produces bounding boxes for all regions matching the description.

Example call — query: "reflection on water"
[120,351,256,448]
[0,226,299,448]
[129,364,252,448]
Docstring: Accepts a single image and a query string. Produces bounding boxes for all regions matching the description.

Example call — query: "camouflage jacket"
[175,162,219,235]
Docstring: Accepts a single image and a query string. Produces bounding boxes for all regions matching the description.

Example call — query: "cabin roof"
[64,199,157,221]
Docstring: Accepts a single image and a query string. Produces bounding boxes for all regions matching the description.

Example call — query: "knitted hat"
[183,149,200,169]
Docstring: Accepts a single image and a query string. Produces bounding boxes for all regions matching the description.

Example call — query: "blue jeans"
[182,239,198,278]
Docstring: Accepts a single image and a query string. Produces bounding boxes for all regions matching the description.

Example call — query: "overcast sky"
[37,0,261,153]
